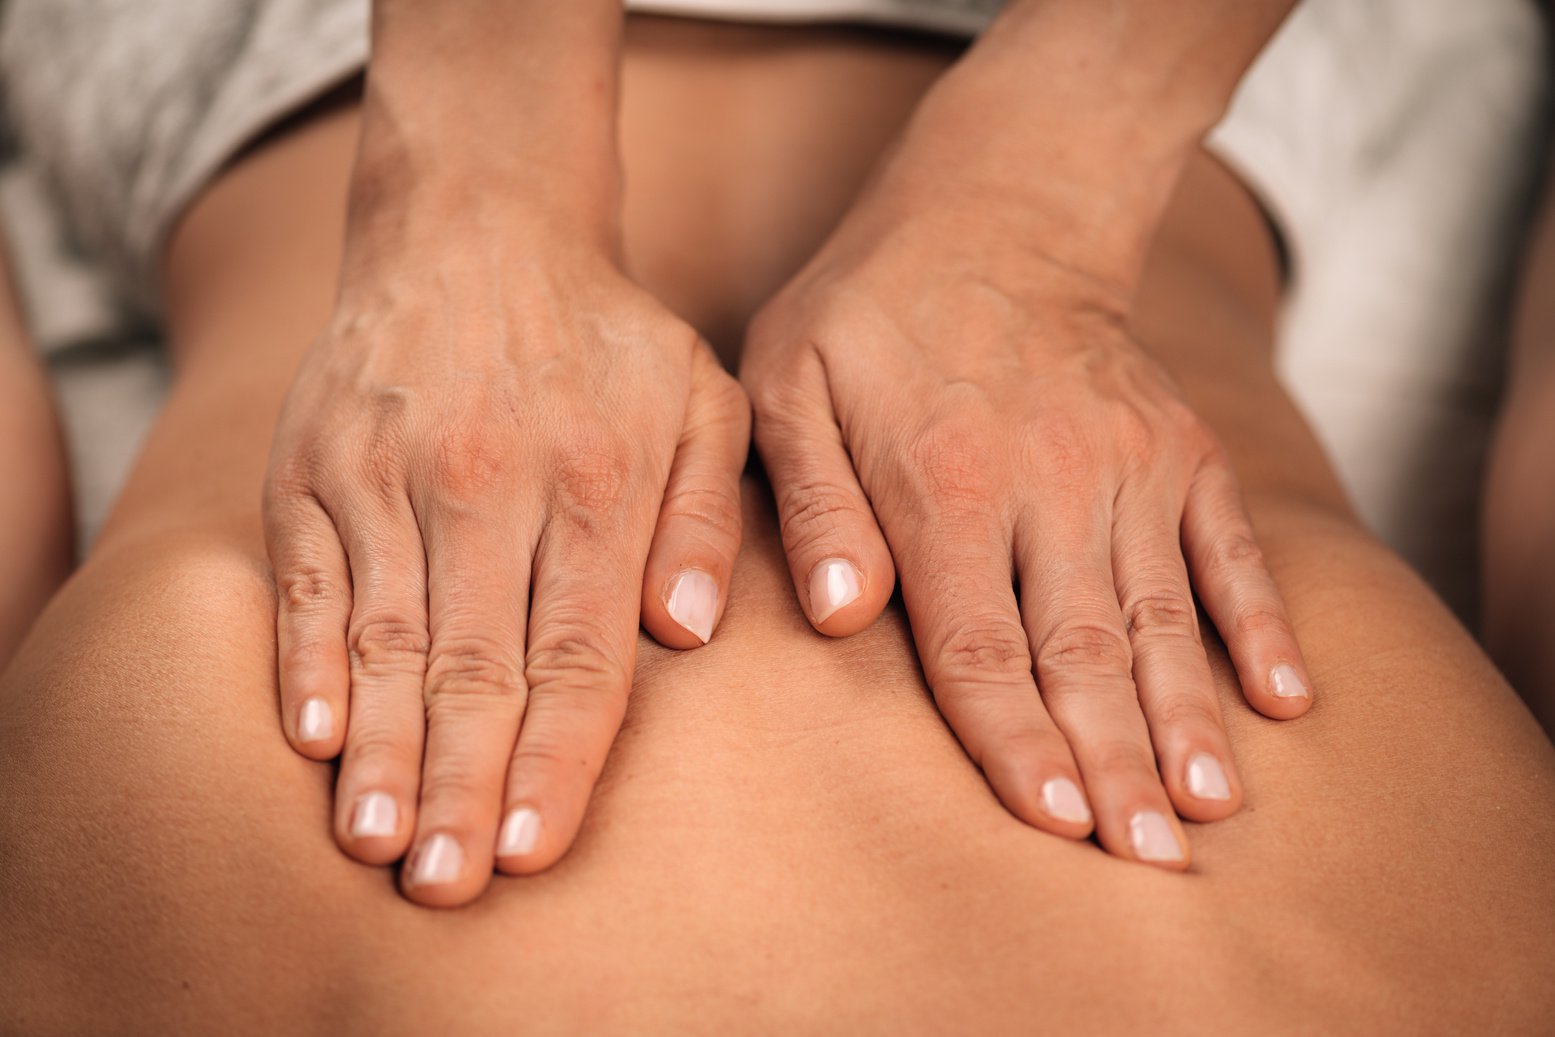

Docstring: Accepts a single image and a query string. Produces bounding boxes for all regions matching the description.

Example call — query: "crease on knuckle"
[1154,693,1222,732]
[661,483,742,544]
[424,637,525,707]
[525,629,629,698]
[1089,739,1159,782]
[1123,591,1200,641]
[348,615,431,673]
[278,567,344,616]
[343,725,417,773]
[1037,619,1132,676]
[1206,529,1266,578]
[933,617,1033,684]
[416,765,494,809]
[1230,603,1287,642]
[509,737,601,778]
[775,480,867,554]
[430,420,509,501]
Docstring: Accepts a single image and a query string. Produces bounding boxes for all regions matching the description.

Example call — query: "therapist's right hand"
[263,213,749,908]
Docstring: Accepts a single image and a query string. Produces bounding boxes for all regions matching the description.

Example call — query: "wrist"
[861,0,1293,297]
[354,0,626,254]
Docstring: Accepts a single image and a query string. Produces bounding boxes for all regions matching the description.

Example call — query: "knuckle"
[980,724,1070,770]
[702,364,753,426]
[359,414,411,496]
[417,764,495,810]
[343,724,417,774]
[1123,591,1199,640]
[277,567,345,616]
[775,479,867,554]
[1037,619,1133,675]
[1230,603,1288,642]
[348,614,431,672]
[661,482,742,545]
[934,617,1033,682]
[424,637,525,707]
[1088,739,1159,783]
[1154,692,1223,732]
[510,738,600,779]
[280,634,337,684]
[550,435,636,520]
[1206,529,1266,577]
[429,421,509,500]
[525,629,630,697]
[1109,403,1158,460]
[1022,412,1097,483]
[906,416,998,504]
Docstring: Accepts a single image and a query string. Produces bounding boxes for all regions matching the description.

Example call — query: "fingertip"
[289,694,344,760]
[337,789,413,866]
[1032,775,1096,840]
[644,566,724,650]
[399,832,492,908]
[493,805,566,876]
[806,556,893,636]
[1247,660,1314,720]
[1169,751,1242,823]
[1126,809,1193,871]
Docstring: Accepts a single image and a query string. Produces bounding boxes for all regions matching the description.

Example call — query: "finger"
[1019,498,1190,870]
[749,351,894,636]
[1113,480,1242,824]
[401,480,535,907]
[1182,457,1313,721]
[330,490,429,867]
[265,485,350,761]
[896,512,1094,840]
[641,348,750,649]
[498,476,652,875]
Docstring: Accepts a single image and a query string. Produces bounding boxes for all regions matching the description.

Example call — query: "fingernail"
[808,557,863,625]
[1040,777,1092,824]
[1270,662,1310,699]
[408,833,463,886]
[1128,810,1185,863]
[498,806,543,857]
[664,569,718,645]
[350,791,398,839]
[1186,753,1232,801]
[297,696,334,743]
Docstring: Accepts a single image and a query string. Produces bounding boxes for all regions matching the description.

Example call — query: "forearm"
[1481,153,1555,732]
[863,0,1296,300]
[0,244,71,666]
[352,1,625,263]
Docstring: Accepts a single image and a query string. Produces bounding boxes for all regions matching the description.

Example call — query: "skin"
[267,0,1311,906]
[2,28,1553,1033]
[0,240,71,668]
[1483,143,1555,733]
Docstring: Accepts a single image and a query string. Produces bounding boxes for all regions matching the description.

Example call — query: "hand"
[741,209,1312,869]
[265,233,748,906]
